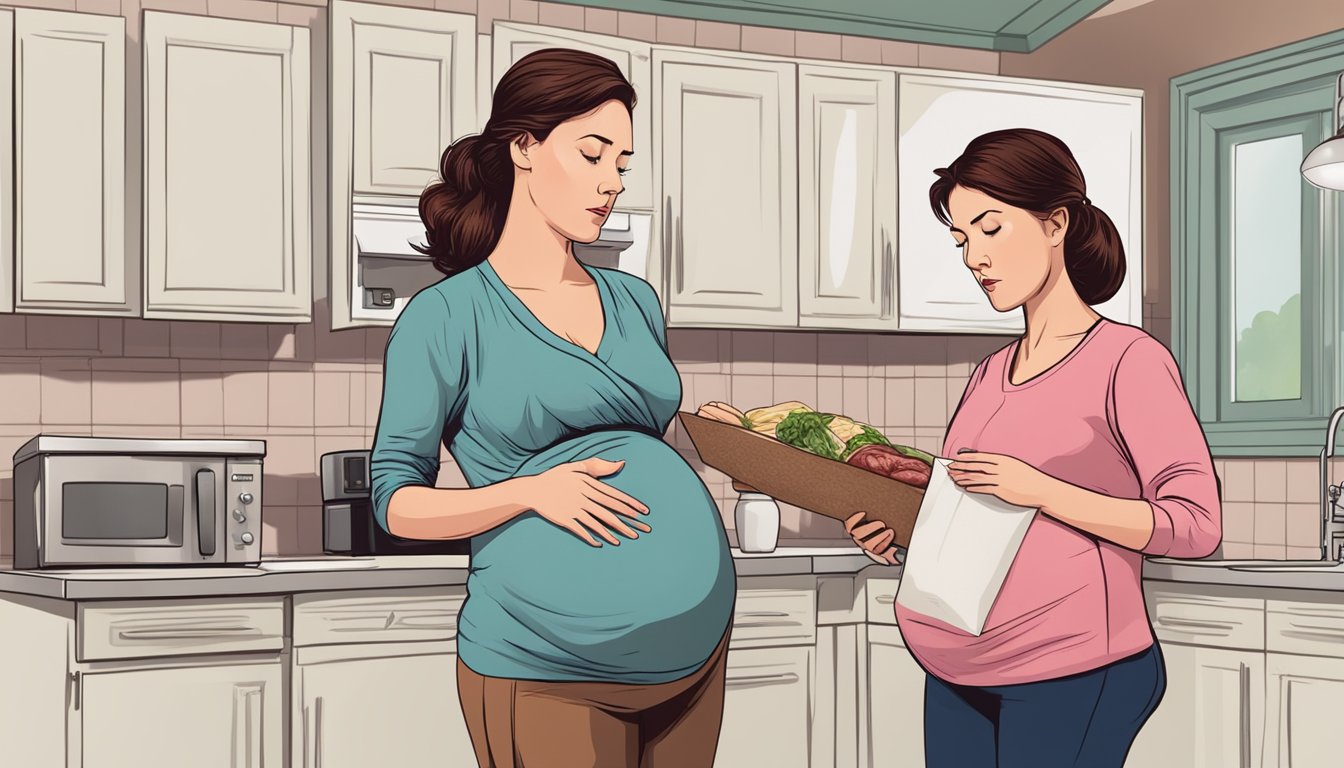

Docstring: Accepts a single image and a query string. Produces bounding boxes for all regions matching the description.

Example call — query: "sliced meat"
[846,445,931,488]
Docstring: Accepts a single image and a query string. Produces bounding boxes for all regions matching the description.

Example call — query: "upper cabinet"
[895,71,1143,334]
[329,1,476,330]
[0,11,11,315]
[656,49,798,328]
[142,12,312,322]
[494,22,653,211]
[14,9,128,316]
[798,64,898,331]
[336,1,476,197]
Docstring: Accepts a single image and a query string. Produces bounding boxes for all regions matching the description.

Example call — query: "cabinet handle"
[735,610,790,618]
[233,683,263,768]
[69,671,81,711]
[313,695,325,768]
[726,671,799,689]
[117,626,261,641]
[880,228,894,318]
[1238,662,1251,768]
[675,210,685,296]
[874,594,896,605]
[1153,615,1237,635]
[390,611,458,630]
[1280,627,1344,643]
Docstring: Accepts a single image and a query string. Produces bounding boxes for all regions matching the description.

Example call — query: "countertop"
[0,547,879,601]
[1143,557,1344,591]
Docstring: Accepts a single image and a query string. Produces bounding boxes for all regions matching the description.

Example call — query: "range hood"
[350,203,653,321]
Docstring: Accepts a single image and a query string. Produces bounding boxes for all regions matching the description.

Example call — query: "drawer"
[731,577,816,648]
[77,597,285,662]
[1267,597,1344,657]
[293,587,465,647]
[1146,584,1264,650]
[865,577,900,626]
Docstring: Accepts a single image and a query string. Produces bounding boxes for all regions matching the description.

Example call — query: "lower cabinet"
[865,624,925,768]
[715,645,815,768]
[1125,642,1265,768]
[293,641,473,767]
[80,659,285,768]
[1262,653,1344,768]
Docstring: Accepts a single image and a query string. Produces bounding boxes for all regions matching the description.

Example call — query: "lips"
[587,206,611,217]
[980,278,1000,292]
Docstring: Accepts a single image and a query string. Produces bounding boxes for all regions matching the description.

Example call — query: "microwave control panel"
[225,458,263,561]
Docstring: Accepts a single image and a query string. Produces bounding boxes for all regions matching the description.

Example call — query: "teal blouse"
[370,258,736,683]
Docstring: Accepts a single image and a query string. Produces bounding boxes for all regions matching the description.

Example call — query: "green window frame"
[1173,30,1344,457]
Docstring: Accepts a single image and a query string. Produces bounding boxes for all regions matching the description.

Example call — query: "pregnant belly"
[466,430,736,675]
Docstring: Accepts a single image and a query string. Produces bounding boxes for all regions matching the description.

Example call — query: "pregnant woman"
[847,128,1222,767]
[370,49,736,767]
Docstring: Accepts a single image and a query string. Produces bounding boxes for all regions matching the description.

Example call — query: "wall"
[1002,0,1344,558]
[0,0,1334,560]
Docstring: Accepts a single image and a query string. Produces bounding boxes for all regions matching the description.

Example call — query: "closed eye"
[983,226,1001,236]
[581,152,600,164]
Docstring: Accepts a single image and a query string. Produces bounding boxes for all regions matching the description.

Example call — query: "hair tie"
[1081,195,1091,206]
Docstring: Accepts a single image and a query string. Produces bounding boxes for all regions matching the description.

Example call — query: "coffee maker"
[320,449,470,556]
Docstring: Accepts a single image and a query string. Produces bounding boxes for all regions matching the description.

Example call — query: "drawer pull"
[117,626,262,641]
[390,611,457,630]
[736,611,791,618]
[1281,627,1344,644]
[874,594,896,605]
[726,672,799,688]
[1154,616,1238,634]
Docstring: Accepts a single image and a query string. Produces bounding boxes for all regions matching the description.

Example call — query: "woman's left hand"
[946,451,1061,509]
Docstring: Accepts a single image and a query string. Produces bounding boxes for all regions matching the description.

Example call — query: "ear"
[1044,206,1069,247]
[508,132,538,171]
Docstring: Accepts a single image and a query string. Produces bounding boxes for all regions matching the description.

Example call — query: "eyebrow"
[579,133,635,157]
[949,209,1001,236]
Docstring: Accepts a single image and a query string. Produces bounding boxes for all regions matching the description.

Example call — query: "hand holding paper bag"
[894,457,1038,636]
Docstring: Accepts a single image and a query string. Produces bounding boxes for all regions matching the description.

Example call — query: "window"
[1173,30,1344,456]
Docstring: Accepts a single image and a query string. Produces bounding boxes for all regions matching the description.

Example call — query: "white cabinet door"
[329,1,475,330]
[716,645,813,768]
[295,643,474,768]
[1125,643,1264,768]
[14,9,127,315]
[80,660,284,768]
[1263,653,1344,768]
[656,49,797,329]
[865,624,925,768]
[493,22,652,211]
[0,10,13,314]
[142,12,311,322]
[333,1,475,197]
[895,72,1143,334]
[798,64,898,331]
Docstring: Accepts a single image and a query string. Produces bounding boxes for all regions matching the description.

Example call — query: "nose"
[598,168,624,198]
[964,244,989,272]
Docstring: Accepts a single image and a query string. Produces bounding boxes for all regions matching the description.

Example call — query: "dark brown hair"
[928,128,1124,305]
[416,49,636,275]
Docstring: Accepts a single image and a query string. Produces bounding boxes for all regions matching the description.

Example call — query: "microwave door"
[40,456,225,566]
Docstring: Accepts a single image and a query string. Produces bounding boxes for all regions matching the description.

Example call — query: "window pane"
[1231,134,1302,402]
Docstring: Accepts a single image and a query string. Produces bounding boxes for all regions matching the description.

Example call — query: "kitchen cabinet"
[329,1,476,330]
[493,22,652,211]
[0,11,8,314]
[142,12,311,322]
[295,643,468,768]
[894,71,1143,334]
[1125,642,1265,768]
[864,624,925,768]
[81,660,285,768]
[1126,583,1267,768]
[334,1,475,198]
[716,645,815,768]
[1261,596,1344,768]
[798,64,898,331]
[14,9,127,316]
[291,587,475,768]
[655,49,797,328]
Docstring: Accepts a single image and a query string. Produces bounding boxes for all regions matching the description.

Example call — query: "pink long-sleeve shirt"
[894,318,1221,687]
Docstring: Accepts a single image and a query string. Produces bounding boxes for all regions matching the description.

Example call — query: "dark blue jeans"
[924,643,1166,768]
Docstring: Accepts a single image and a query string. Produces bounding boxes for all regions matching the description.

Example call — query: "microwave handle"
[195,469,216,556]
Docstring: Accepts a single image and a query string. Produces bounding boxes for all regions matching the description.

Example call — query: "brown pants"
[456,628,730,768]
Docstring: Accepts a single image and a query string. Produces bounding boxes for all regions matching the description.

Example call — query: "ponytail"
[1063,197,1125,305]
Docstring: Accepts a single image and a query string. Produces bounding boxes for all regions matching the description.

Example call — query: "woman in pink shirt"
[847,128,1221,767]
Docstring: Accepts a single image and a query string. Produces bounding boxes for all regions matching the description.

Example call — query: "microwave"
[12,435,265,569]
[321,449,470,556]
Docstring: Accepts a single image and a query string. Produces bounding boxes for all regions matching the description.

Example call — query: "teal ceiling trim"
[544,0,1114,53]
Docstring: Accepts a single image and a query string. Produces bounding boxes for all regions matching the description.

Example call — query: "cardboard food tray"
[677,411,925,549]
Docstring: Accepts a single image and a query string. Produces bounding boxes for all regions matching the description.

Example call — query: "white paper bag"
[894,457,1038,636]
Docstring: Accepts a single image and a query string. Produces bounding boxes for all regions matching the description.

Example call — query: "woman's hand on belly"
[515,457,653,547]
